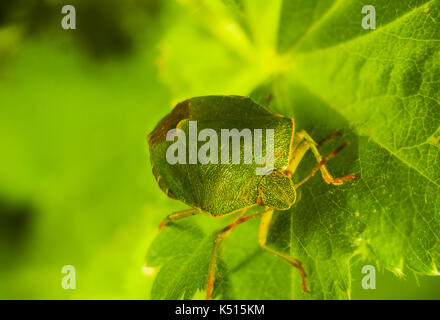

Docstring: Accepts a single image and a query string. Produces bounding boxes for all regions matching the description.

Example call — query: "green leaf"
[289,0,440,276]
[146,0,440,299]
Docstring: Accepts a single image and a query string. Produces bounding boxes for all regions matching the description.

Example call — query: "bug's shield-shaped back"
[148,96,294,216]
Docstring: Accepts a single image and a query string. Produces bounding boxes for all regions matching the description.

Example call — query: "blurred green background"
[0,0,439,299]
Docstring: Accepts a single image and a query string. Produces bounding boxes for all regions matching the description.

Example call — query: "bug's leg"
[289,130,306,154]
[158,208,200,230]
[287,130,355,185]
[316,130,341,147]
[258,208,310,293]
[206,208,265,300]
[294,142,356,188]
[289,130,339,158]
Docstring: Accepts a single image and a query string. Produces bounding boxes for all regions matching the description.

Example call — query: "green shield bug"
[147,95,356,299]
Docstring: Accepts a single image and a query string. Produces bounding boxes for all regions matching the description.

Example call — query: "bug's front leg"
[205,208,265,300]
[258,208,310,293]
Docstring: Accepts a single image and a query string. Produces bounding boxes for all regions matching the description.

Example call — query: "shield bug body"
[147,95,355,299]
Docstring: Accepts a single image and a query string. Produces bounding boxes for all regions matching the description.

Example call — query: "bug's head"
[257,170,296,210]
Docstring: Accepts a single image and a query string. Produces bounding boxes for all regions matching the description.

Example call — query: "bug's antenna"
[294,142,356,188]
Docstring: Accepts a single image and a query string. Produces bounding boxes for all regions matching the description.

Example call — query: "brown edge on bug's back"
[147,99,191,147]
[151,163,178,200]
[147,99,191,201]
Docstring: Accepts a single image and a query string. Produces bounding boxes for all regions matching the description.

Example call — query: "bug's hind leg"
[206,208,266,300]
[158,208,200,230]
[258,208,309,293]
[287,130,355,186]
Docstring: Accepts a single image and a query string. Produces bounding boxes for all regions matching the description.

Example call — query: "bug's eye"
[258,171,296,210]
